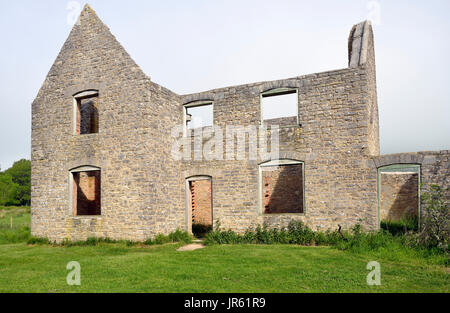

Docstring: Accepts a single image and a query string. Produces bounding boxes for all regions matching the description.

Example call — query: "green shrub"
[27,236,50,245]
[416,184,449,252]
[144,229,192,245]
[335,226,395,252]
[153,234,169,245]
[204,221,341,246]
[381,215,418,236]
[168,229,192,243]
[58,237,118,247]
[204,220,448,264]
[27,229,193,247]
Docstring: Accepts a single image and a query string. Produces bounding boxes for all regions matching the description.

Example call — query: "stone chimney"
[348,20,374,68]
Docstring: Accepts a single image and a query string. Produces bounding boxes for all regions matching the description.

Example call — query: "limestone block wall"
[178,21,380,232]
[35,6,436,241]
[373,150,449,222]
[180,64,379,232]
[379,172,418,221]
[349,21,379,157]
[31,6,184,242]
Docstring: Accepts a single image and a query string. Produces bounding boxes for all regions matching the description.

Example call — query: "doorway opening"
[186,176,213,238]
[377,164,420,233]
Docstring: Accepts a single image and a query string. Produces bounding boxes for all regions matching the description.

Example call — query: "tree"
[5,159,31,186]
[2,159,31,206]
[0,173,20,206]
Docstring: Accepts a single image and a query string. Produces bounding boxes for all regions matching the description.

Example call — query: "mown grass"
[0,207,448,293]
[0,243,448,293]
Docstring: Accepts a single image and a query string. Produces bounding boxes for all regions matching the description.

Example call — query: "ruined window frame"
[260,88,299,126]
[72,90,99,136]
[376,164,421,230]
[182,100,214,137]
[69,165,102,217]
[258,159,305,215]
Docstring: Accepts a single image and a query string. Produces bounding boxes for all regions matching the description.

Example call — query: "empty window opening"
[75,92,99,135]
[188,178,212,237]
[260,160,304,214]
[261,88,298,125]
[72,169,101,216]
[378,165,420,230]
[184,102,213,132]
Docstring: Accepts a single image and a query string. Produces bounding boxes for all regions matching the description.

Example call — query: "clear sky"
[0,0,449,170]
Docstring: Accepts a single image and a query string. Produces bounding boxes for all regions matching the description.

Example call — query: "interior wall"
[190,179,212,226]
[380,172,418,221]
[73,171,101,216]
[261,164,304,214]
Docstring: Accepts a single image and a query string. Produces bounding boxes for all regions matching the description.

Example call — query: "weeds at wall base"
[204,221,449,266]
[26,229,193,247]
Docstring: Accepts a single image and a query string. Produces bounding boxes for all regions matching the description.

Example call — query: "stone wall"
[380,172,418,221]
[180,21,380,232]
[373,150,449,221]
[349,21,379,156]
[31,6,447,242]
[31,5,184,242]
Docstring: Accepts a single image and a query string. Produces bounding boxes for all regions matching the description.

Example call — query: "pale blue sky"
[0,0,449,169]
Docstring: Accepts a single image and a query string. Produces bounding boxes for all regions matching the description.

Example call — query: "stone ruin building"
[31,5,449,242]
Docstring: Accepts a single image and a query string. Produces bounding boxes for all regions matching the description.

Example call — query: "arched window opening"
[70,166,101,216]
[73,90,99,135]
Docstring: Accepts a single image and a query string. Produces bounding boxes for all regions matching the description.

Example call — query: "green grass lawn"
[0,207,448,293]
[0,243,448,293]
